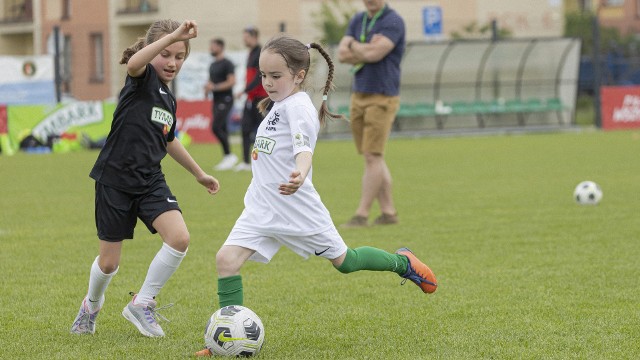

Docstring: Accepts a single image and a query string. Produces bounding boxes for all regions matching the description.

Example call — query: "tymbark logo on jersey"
[150,107,174,135]
[252,136,275,160]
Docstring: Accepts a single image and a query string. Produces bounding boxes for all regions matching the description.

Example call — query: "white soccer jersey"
[232,92,335,236]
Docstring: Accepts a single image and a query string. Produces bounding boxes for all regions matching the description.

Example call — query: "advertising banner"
[601,86,640,130]
[176,100,217,143]
[7,102,115,149]
[0,56,56,105]
[0,105,6,134]
[6,100,219,152]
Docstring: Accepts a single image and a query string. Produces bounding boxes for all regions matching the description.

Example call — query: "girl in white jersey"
[197,36,437,355]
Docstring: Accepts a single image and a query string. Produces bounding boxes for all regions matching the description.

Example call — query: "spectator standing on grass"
[195,34,436,357]
[337,0,405,228]
[70,19,219,338]
[233,26,268,172]
[204,37,237,170]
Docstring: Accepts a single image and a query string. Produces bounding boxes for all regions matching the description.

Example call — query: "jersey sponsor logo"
[151,107,174,127]
[293,133,310,149]
[253,136,276,155]
[265,111,280,131]
[151,107,174,135]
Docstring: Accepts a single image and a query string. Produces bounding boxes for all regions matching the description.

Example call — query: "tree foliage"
[450,21,512,40]
[313,0,357,45]
[564,11,637,55]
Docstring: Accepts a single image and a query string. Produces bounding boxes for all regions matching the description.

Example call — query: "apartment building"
[0,0,564,102]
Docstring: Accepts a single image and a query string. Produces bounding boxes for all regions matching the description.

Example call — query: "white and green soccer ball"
[573,181,603,205]
[204,305,265,357]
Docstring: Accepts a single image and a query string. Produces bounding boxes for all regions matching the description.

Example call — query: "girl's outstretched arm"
[167,139,219,195]
[127,20,198,77]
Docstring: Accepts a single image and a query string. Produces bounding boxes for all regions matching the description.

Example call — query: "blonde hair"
[120,19,190,64]
[257,34,344,126]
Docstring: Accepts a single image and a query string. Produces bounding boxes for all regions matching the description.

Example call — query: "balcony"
[116,0,158,15]
[0,0,33,24]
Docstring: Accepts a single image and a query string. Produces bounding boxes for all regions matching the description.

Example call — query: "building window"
[90,33,104,82]
[579,0,593,12]
[604,0,624,6]
[62,0,71,20]
[3,0,33,21]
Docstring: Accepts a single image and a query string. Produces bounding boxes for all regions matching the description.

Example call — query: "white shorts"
[223,226,348,263]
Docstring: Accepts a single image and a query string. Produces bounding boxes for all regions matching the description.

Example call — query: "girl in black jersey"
[71,19,219,338]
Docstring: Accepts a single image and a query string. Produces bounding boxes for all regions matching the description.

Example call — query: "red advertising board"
[601,86,640,130]
[0,105,7,134]
[176,100,217,143]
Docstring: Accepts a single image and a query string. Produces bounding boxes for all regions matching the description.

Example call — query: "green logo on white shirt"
[254,136,276,154]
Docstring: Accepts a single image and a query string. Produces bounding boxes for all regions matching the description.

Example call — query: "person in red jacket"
[233,26,268,171]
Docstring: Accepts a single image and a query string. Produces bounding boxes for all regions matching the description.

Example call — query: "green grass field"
[1,129,639,359]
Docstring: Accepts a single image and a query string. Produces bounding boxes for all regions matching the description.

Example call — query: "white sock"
[86,256,118,313]
[135,243,186,306]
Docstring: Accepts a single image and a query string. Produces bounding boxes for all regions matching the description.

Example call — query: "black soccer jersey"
[90,64,177,194]
[209,57,234,102]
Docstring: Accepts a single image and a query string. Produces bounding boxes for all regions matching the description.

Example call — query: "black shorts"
[94,181,181,242]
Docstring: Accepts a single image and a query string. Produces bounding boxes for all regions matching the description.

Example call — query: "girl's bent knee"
[167,231,190,252]
[99,262,119,274]
[215,251,240,276]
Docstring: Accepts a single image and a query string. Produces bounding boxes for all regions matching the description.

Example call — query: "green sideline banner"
[4,100,217,153]
[7,102,116,150]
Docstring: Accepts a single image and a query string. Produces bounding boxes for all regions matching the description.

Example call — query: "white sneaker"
[233,162,252,172]
[70,297,100,334]
[214,154,238,171]
[122,294,173,337]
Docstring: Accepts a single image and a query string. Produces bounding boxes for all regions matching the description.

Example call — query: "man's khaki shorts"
[349,92,400,154]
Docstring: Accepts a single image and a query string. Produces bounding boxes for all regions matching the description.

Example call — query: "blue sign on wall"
[423,6,443,37]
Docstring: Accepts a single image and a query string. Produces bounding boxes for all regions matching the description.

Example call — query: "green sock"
[336,247,408,275]
[217,275,243,307]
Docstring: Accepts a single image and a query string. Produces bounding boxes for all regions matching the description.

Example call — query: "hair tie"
[306,43,311,50]
[322,95,328,101]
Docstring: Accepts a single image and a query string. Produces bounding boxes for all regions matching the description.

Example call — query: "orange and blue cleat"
[396,247,437,293]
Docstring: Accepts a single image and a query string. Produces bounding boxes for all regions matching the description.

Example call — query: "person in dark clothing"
[70,19,219,338]
[233,26,268,171]
[204,37,237,170]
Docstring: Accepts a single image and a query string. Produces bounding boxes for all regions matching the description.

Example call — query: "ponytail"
[308,42,345,126]
[120,37,145,64]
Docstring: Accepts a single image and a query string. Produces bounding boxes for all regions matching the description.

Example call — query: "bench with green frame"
[333,97,565,129]
[399,97,565,129]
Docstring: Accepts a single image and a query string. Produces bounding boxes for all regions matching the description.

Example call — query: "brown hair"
[243,26,259,39]
[211,38,225,48]
[257,34,344,126]
[120,19,190,64]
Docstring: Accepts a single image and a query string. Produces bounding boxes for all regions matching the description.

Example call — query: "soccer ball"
[204,305,265,357]
[573,181,603,205]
